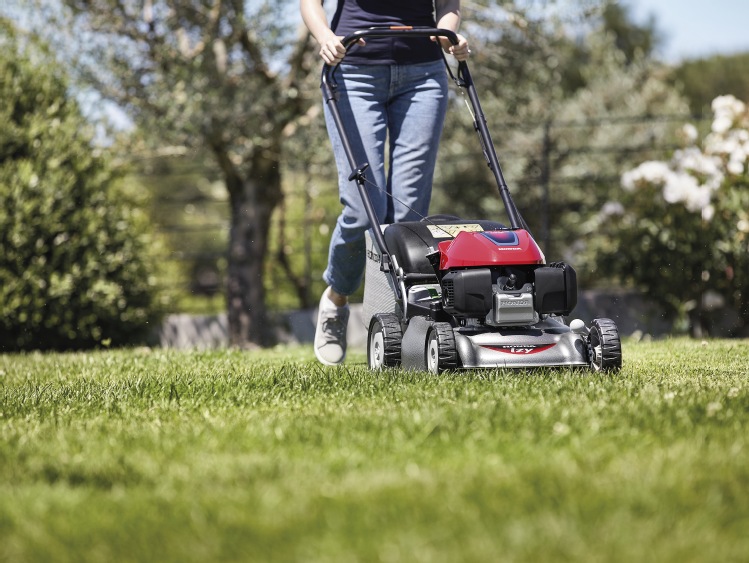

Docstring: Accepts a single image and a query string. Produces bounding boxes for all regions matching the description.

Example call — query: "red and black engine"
[382,219,577,326]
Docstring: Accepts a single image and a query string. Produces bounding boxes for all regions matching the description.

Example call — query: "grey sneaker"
[314,289,350,365]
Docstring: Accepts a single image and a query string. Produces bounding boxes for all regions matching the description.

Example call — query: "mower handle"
[321,27,459,84]
[343,26,459,47]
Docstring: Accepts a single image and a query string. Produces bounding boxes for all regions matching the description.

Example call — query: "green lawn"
[1,339,748,562]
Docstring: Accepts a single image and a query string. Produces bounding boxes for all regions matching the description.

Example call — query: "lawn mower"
[321,27,622,374]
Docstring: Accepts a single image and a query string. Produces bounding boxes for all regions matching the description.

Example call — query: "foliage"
[600,1,661,64]
[542,33,688,267]
[128,149,230,306]
[2,340,749,561]
[671,52,749,116]
[0,19,166,351]
[586,95,749,335]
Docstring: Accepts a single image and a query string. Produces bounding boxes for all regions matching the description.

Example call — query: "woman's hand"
[434,0,468,60]
[436,33,470,61]
[300,0,363,66]
[318,34,346,65]
[318,34,366,66]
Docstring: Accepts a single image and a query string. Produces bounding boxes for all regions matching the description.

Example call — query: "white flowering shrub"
[590,95,749,335]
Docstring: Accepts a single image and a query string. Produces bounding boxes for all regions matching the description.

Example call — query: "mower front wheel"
[587,318,622,372]
[368,313,403,370]
[426,322,458,374]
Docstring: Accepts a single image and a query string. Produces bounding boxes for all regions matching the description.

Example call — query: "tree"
[128,149,229,311]
[47,0,317,347]
[600,1,660,64]
[672,53,749,116]
[0,18,165,350]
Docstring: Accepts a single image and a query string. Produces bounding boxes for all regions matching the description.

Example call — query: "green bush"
[585,95,749,335]
[0,21,165,351]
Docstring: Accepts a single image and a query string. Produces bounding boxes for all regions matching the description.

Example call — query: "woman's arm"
[299,0,346,64]
[434,0,470,60]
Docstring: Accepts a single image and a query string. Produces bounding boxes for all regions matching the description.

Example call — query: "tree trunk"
[221,144,283,348]
[275,198,312,309]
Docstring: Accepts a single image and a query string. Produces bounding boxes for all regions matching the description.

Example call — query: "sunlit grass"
[1,339,748,562]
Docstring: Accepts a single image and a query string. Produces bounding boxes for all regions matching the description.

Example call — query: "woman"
[301,0,470,365]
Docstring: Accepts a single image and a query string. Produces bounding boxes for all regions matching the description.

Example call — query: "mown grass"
[1,339,748,562]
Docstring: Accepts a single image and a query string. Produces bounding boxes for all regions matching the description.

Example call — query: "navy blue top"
[330,0,442,65]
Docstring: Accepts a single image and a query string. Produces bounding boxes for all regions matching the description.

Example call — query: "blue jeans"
[322,60,449,296]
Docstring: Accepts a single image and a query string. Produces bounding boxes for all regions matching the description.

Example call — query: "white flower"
[679,123,699,144]
[600,201,624,216]
[673,147,722,178]
[712,115,733,134]
[712,95,746,120]
[662,171,698,204]
[621,160,672,191]
[706,172,725,191]
[656,171,713,214]
[621,95,748,220]
[621,171,637,191]
[727,159,745,175]
[704,132,734,155]
[711,95,747,134]
[730,144,747,163]
[684,184,712,213]
[706,401,723,417]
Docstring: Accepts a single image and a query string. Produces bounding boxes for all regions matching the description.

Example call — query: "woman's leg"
[322,64,390,297]
[386,60,449,223]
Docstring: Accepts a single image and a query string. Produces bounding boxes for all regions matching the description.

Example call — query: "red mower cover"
[437,229,545,270]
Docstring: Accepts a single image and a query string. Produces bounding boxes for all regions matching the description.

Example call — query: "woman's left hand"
[437,33,470,61]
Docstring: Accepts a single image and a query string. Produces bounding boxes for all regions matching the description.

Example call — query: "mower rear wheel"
[368,313,403,370]
[587,318,622,372]
[426,322,458,374]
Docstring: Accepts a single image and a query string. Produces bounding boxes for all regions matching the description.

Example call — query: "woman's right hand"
[318,34,365,66]
[300,0,350,66]
[318,34,347,65]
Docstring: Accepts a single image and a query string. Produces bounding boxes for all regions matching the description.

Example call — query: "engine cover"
[438,229,544,270]
[534,263,578,315]
[441,268,493,317]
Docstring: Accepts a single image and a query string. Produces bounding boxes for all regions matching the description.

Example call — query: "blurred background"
[2,0,748,351]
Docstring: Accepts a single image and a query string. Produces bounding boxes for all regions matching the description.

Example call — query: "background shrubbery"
[585,95,749,335]
[0,21,166,351]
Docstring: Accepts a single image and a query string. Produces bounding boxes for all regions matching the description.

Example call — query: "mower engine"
[364,220,620,373]
[432,228,577,327]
